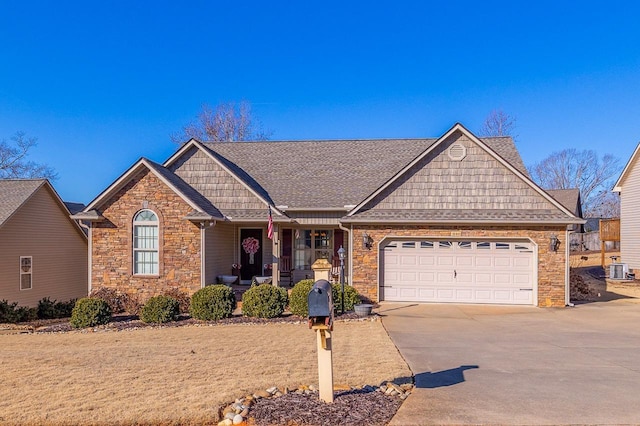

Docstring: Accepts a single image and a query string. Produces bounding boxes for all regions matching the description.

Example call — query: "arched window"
[133,209,159,275]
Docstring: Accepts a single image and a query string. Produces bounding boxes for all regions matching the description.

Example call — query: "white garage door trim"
[379,238,538,306]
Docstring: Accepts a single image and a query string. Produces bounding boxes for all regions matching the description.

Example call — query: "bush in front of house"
[289,279,363,317]
[70,297,112,328]
[241,284,288,318]
[0,300,37,323]
[90,287,128,314]
[331,283,362,312]
[288,279,315,317]
[140,295,180,324]
[37,297,76,319]
[190,285,236,321]
[163,288,190,314]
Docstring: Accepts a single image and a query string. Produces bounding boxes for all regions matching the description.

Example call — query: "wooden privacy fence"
[600,218,620,267]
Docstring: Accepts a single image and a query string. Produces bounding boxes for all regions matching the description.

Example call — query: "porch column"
[272,225,280,286]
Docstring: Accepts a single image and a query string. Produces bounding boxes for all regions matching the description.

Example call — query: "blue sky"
[1,1,639,203]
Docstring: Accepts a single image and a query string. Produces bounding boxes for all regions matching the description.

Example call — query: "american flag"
[267,206,274,240]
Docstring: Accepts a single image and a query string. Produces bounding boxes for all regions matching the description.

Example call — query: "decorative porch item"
[242,237,260,264]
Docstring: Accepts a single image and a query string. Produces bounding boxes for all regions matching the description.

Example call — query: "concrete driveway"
[381,299,640,425]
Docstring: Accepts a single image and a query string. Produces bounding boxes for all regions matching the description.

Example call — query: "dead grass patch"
[0,320,410,425]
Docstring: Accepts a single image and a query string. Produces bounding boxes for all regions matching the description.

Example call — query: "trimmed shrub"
[241,284,288,318]
[0,300,37,323]
[37,297,76,319]
[140,295,179,324]
[331,283,362,312]
[122,294,142,316]
[90,287,127,314]
[70,298,112,328]
[289,279,363,317]
[163,288,190,314]
[190,285,236,321]
[288,279,315,317]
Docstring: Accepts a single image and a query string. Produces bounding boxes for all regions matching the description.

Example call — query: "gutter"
[77,220,92,294]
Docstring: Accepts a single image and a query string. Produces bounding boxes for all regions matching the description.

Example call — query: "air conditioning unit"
[609,263,628,280]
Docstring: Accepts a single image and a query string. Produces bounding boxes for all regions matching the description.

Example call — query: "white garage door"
[381,240,535,305]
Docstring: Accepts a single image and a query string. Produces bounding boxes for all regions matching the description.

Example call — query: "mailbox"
[308,279,334,330]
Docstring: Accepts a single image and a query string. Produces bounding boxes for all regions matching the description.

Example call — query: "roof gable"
[346,124,580,224]
[614,142,640,192]
[82,158,224,220]
[0,179,87,237]
[0,179,46,227]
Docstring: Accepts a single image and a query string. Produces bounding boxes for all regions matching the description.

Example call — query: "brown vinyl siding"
[619,158,640,270]
[205,222,235,284]
[0,186,87,307]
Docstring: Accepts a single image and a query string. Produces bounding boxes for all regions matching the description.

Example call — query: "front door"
[240,229,263,282]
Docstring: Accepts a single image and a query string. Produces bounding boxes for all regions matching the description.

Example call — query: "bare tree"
[590,190,620,218]
[529,149,621,217]
[480,109,517,138]
[172,101,272,143]
[0,132,57,180]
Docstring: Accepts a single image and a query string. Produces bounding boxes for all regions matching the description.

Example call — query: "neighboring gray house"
[546,189,584,233]
[74,123,583,307]
[614,142,640,271]
[0,179,88,307]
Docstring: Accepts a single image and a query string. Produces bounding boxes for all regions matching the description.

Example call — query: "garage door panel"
[437,289,455,300]
[401,256,417,265]
[494,257,511,267]
[475,257,493,267]
[456,272,473,283]
[382,239,536,305]
[456,256,474,267]
[385,255,399,266]
[437,257,454,266]
[437,272,454,283]
[513,274,532,285]
[400,272,417,281]
[419,256,435,266]
[418,272,436,282]
[494,274,511,284]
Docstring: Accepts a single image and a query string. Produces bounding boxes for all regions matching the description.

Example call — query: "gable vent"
[448,143,467,161]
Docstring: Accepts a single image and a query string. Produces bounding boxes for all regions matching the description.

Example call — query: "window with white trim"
[20,256,32,290]
[133,209,159,275]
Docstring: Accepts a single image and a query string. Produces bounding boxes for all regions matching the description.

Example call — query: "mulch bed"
[4,311,373,334]
[249,388,403,426]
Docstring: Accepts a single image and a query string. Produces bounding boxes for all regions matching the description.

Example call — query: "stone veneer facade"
[91,170,202,300]
[350,225,568,307]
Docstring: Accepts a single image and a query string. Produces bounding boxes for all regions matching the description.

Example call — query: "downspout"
[565,227,573,307]
[338,222,352,284]
[77,220,92,294]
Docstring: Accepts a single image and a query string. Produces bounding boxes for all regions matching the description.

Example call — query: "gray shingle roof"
[546,189,582,216]
[203,136,526,209]
[0,179,46,227]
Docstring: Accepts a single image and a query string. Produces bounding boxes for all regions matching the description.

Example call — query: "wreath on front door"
[242,237,260,264]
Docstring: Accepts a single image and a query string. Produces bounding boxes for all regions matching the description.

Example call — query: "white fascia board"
[613,142,640,192]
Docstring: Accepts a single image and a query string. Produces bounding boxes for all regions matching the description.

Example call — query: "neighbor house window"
[133,209,159,275]
[294,229,333,269]
[20,256,32,290]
